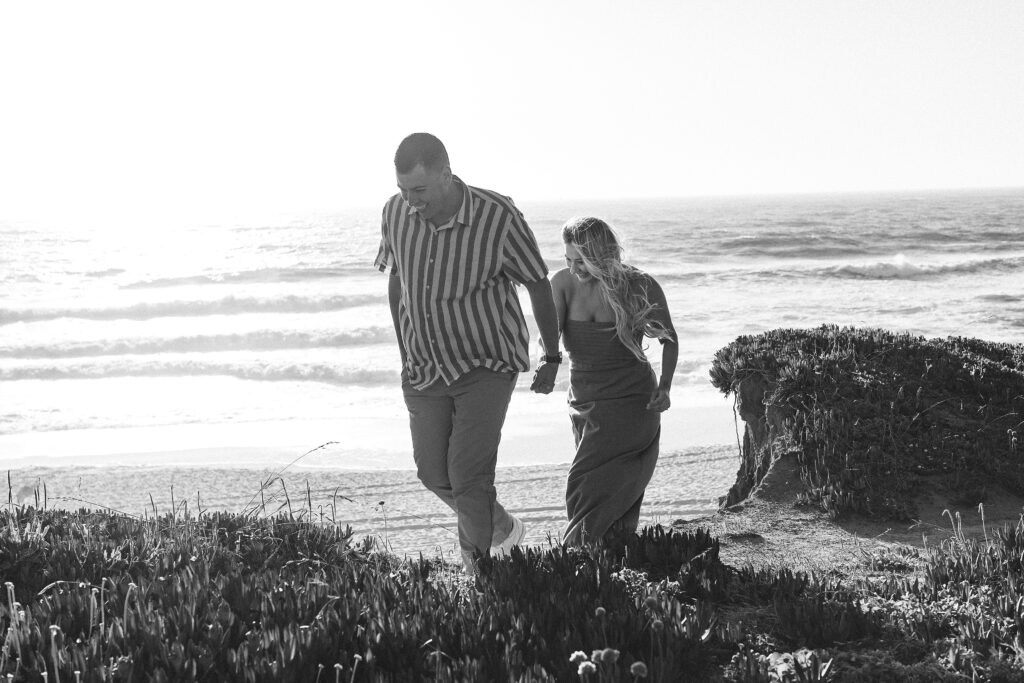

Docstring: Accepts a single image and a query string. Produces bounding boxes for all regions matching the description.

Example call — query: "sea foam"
[0,327,394,358]
[0,293,384,325]
[826,254,1024,280]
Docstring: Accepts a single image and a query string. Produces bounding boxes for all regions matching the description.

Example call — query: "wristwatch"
[541,352,563,364]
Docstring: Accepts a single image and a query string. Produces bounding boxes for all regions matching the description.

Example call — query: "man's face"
[396,163,451,222]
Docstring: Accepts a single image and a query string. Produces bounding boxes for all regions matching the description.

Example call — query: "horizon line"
[3,183,1021,229]
[518,183,1024,204]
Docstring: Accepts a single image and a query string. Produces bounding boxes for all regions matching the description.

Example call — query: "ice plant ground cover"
[2,501,1024,681]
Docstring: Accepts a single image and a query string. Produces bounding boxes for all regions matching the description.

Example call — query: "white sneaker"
[491,515,525,557]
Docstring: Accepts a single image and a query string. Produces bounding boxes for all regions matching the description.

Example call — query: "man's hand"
[530,363,559,394]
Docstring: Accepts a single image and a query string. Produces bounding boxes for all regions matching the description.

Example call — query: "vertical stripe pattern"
[374,177,548,389]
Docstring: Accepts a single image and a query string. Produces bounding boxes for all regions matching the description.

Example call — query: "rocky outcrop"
[710,326,1024,519]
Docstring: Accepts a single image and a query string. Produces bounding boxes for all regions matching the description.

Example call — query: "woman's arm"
[643,274,678,412]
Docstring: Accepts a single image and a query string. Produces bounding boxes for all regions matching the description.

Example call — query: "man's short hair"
[394,133,450,174]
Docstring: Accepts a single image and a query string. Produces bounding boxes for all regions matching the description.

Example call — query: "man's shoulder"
[466,184,522,218]
[380,193,410,227]
[382,192,405,212]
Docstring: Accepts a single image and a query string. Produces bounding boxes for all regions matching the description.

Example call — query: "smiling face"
[561,216,623,285]
[564,243,600,282]
[396,163,453,222]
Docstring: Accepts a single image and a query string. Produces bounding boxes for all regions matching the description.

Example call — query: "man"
[374,133,561,573]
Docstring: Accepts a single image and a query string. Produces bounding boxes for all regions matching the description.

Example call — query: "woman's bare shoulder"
[551,268,574,289]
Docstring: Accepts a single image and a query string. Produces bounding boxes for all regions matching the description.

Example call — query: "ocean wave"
[732,244,871,259]
[906,229,976,244]
[0,413,210,436]
[85,268,126,278]
[716,233,868,259]
[0,293,384,325]
[823,254,1024,280]
[0,360,398,386]
[673,359,710,376]
[2,274,42,284]
[122,264,363,289]
[977,229,1024,243]
[655,252,1024,284]
[648,271,708,283]
[0,327,394,358]
[873,305,935,316]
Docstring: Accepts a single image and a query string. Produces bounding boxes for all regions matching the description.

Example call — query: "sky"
[1,1,1023,228]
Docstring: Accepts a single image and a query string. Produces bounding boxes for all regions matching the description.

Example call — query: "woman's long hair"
[562,216,673,362]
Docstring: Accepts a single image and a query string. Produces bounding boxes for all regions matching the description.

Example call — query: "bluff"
[708,325,1024,520]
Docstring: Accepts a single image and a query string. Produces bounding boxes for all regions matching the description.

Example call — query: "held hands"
[530,362,559,394]
[646,388,671,412]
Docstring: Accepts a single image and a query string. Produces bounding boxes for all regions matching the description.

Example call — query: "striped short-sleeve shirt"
[374,177,549,390]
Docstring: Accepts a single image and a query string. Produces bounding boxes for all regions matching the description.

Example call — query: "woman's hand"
[646,388,671,412]
[530,363,559,394]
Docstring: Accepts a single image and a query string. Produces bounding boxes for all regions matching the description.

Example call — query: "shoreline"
[0,395,740,469]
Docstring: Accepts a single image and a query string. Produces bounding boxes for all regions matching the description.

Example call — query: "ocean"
[2,187,1023,484]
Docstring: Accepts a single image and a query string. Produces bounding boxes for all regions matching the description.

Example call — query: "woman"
[533,216,678,546]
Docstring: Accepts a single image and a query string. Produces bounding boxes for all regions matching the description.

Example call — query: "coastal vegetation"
[3,502,1024,681]
[710,324,1024,518]
[2,326,1023,681]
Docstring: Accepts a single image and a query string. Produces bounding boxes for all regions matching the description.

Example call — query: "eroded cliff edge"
[709,326,1024,520]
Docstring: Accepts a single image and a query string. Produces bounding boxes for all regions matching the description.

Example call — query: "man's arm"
[523,277,560,356]
[388,271,407,366]
[523,277,560,394]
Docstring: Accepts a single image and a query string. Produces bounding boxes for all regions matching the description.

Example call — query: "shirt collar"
[451,176,472,227]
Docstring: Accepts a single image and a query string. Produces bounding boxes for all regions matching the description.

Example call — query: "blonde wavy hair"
[562,216,674,362]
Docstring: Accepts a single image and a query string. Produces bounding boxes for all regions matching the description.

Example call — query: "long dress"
[562,319,660,546]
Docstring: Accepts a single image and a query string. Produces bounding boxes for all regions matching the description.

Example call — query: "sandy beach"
[5,443,739,564]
